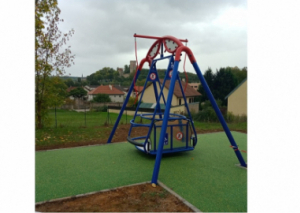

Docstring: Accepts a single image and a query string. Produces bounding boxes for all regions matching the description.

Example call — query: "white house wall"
[109,94,124,102]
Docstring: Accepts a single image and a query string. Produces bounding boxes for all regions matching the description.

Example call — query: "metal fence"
[49,105,164,128]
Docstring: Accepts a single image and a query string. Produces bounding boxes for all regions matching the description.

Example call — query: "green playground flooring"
[36,131,247,212]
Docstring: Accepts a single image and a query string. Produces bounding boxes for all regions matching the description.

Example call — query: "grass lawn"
[36,131,247,212]
[35,110,132,147]
[36,109,247,148]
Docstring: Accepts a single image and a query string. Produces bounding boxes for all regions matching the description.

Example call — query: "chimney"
[109,84,112,90]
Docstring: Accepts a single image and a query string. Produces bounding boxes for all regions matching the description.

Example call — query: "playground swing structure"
[107,34,247,185]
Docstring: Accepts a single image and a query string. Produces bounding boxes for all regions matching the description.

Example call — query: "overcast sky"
[57,0,247,77]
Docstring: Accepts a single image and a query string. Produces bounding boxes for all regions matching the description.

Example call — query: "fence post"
[107,107,110,124]
[55,105,57,128]
[84,100,86,127]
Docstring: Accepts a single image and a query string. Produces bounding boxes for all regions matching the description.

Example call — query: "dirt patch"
[35,183,194,212]
[36,124,246,151]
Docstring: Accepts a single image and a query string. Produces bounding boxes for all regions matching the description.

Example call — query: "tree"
[124,65,130,74]
[197,67,238,107]
[35,0,75,128]
[228,66,247,84]
[64,78,74,87]
[213,68,237,105]
[68,87,87,99]
[198,68,214,104]
[92,94,111,103]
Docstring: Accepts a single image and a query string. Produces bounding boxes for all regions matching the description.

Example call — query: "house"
[84,85,99,91]
[188,82,201,91]
[142,79,201,114]
[88,84,124,102]
[113,85,128,95]
[225,78,247,116]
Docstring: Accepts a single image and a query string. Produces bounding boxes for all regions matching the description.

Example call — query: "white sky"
[57,0,247,77]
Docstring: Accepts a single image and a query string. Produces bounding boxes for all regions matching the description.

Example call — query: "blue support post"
[192,62,247,167]
[176,74,197,143]
[151,60,180,184]
[107,71,141,143]
[152,70,163,118]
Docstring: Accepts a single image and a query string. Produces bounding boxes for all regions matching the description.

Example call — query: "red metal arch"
[145,35,185,60]
[134,34,196,71]
[174,45,196,64]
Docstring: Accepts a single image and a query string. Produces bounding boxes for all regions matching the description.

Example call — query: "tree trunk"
[36,101,43,129]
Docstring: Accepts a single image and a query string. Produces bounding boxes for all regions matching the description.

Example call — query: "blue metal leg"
[192,62,247,167]
[107,71,140,143]
[151,60,180,184]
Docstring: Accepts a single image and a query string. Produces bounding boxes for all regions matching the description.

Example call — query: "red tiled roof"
[160,80,201,97]
[88,85,124,95]
[66,86,78,93]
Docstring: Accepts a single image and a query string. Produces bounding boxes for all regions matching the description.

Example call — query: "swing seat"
[127,113,197,155]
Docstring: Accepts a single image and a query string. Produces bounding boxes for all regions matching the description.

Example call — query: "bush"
[226,112,235,123]
[191,100,247,123]
[92,94,111,103]
[127,97,142,108]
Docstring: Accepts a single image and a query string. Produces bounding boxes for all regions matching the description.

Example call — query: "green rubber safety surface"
[36,131,247,212]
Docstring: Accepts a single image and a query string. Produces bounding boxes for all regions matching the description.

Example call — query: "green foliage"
[198,68,214,105]
[68,87,87,98]
[85,67,201,88]
[35,0,75,128]
[198,67,240,106]
[64,79,74,87]
[192,100,221,122]
[124,64,130,74]
[92,94,111,103]
[230,66,247,84]
[127,97,140,108]
[191,100,247,123]
[213,68,238,105]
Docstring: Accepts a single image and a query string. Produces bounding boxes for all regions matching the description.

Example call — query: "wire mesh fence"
[48,108,128,128]
[47,105,163,128]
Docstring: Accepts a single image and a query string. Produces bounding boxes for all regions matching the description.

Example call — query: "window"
[119,95,121,97]
[189,98,192,103]
[179,99,181,105]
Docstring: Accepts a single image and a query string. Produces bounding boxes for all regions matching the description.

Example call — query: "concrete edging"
[35,181,150,205]
[36,180,202,212]
[158,180,202,212]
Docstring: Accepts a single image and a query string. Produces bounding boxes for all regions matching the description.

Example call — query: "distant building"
[142,79,201,114]
[81,74,87,81]
[117,67,123,76]
[188,83,201,91]
[87,84,124,102]
[130,60,136,73]
[114,84,127,96]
